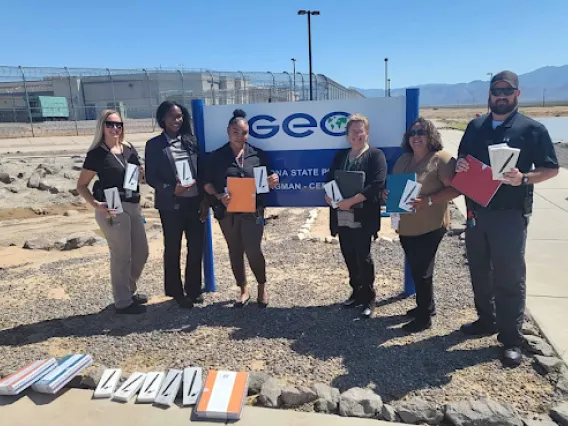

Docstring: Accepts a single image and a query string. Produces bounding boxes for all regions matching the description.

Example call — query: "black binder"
[335,170,366,208]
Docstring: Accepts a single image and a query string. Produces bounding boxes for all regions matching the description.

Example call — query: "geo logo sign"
[249,111,350,139]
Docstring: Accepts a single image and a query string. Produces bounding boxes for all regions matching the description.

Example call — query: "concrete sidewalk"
[0,388,403,426]
[440,128,568,364]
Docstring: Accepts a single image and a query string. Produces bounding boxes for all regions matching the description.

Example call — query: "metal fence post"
[313,74,319,100]
[209,70,215,105]
[107,68,117,110]
[18,66,34,137]
[64,67,79,136]
[267,71,275,102]
[297,72,305,101]
[143,69,155,132]
[237,71,245,104]
[178,69,186,106]
[283,71,292,101]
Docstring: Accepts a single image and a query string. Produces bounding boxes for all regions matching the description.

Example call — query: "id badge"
[466,210,477,228]
[125,189,133,199]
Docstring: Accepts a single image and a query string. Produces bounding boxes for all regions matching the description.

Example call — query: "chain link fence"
[0,66,364,138]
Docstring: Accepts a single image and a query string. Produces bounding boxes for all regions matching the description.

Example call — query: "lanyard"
[111,149,126,170]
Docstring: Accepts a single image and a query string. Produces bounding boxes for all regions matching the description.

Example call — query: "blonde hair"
[346,113,370,134]
[88,109,131,151]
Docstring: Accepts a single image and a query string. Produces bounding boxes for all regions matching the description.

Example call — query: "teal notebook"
[385,173,417,214]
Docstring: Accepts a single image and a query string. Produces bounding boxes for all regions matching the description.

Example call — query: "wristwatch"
[521,174,529,185]
[427,196,433,206]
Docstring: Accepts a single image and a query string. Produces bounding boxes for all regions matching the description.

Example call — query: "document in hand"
[104,187,123,214]
[385,173,418,214]
[253,166,269,194]
[175,159,195,186]
[226,177,256,213]
[451,155,502,207]
[335,170,366,208]
[488,143,521,180]
[323,180,343,209]
[399,180,423,212]
[195,370,249,420]
[123,163,139,191]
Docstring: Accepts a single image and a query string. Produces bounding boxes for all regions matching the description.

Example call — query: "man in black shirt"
[456,70,559,367]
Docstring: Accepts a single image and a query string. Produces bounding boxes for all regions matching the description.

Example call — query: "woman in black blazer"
[325,113,387,318]
[145,101,208,309]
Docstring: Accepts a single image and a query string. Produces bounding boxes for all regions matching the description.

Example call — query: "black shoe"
[191,294,205,304]
[407,307,437,318]
[402,318,432,333]
[360,304,374,319]
[116,303,147,315]
[342,293,360,308]
[174,297,194,309]
[234,297,251,308]
[132,293,149,305]
[501,346,522,368]
[257,299,269,309]
[460,320,497,337]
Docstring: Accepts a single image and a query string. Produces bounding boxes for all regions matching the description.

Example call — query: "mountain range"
[352,65,568,106]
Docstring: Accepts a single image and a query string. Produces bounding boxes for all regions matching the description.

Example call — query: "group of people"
[77,70,559,368]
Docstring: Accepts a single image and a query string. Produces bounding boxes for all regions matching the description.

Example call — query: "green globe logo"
[324,114,349,135]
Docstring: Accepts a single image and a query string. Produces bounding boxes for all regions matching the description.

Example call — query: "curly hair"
[401,117,443,153]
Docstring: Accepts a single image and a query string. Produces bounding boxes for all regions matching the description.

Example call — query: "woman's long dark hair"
[156,101,193,135]
[401,117,443,153]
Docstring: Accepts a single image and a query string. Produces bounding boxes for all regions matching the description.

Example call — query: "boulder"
[38,179,52,191]
[396,398,444,425]
[521,321,539,336]
[280,385,317,407]
[0,172,15,184]
[524,335,555,357]
[23,238,55,251]
[64,210,79,217]
[27,171,43,188]
[258,378,282,408]
[39,164,62,175]
[56,234,103,251]
[313,383,340,413]
[445,399,522,426]
[69,188,80,196]
[533,355,565,374]
[338,387,382,418]
[522,415,559,426]
[550,402,568,426]
[556,367,568,394]
[381,404,398,422]
[247,371,270,395]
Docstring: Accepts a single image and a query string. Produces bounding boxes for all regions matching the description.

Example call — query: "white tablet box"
[112,372,146,402]
[32,354,92,394]
[93,368,122,399]
[195,371,249,421]
[136,372,165,404]
[182,367,203,406]
[0,358,57,396]
[154,369,183,407]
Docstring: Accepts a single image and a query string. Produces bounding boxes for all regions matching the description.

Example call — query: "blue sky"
[3,0,567,89]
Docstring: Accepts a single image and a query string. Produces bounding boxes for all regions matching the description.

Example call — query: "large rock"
[280,385,317,407]
[39,164,62,175]
[522,415,559,426]
[27,171,43,188]
[313,383,340,413]
[396,398,444,425]
[23,238,55,251]
[445,399,522,426]
[534,355,565,374]
[64,210,79,217]
[247,372,270,395]
[38,179,52,191]
[338,387,382,418]
[258,378,282,408]
[69,188,80,196]
[381,404,398,422]
[0,172,15,184]
[56,234,103,251]
[550,402,568,426]
[525,335,555,357]
[521,321,539,336]
[556,367,568,394]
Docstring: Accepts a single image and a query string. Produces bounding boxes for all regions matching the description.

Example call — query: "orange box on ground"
[195,370,249,421]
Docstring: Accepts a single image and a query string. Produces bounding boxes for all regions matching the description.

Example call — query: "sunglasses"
[105,121,123,129]
[490,87,517,97]
[408,129,427,137]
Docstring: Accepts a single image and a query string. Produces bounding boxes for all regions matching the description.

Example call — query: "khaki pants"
[96,202,149,309]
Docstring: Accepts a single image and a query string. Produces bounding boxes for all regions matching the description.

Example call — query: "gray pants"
[465,208,528,347]
[219,213,266,287]
[96,202,149,309]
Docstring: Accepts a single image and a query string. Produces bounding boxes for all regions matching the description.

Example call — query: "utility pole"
[291,58,297,101]
[298,10,320,101]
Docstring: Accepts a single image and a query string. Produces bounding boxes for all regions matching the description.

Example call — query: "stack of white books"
[32,354,93,394]
[0,358,57,396]
[488,144,521,180]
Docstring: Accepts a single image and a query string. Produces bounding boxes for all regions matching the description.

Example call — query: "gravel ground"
[555,143,568,168]
[0,206,560,415]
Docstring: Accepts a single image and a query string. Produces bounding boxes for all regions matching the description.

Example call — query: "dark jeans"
[338,227,376,305]
[465,208,528,347]
[399,227,446,319]
[159,197,205,300]
[219,213,266,286]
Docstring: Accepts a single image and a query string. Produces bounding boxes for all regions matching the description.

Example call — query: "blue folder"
[385,173,417,214]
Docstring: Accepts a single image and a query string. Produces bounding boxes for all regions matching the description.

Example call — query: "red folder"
[451,155,502,207]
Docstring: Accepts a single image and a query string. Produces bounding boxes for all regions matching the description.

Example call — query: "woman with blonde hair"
[77,109,149,315]
[325,113,387,319]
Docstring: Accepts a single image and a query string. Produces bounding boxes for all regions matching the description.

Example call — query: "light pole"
[384,58,389,97]
[291,58,297,101]
[298,10,320,101]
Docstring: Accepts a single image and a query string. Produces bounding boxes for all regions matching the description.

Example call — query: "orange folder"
[226,177,256,213]
[195,370,249,420]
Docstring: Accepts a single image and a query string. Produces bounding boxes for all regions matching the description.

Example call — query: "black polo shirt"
[458,110,559,212]
[204,142,272,208]
[83,143,141,202]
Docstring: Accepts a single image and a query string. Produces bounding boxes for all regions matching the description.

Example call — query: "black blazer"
[144,133,204,211]
[326,147,387,237]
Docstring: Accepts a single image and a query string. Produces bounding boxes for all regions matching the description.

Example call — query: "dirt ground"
[421,105,568,122]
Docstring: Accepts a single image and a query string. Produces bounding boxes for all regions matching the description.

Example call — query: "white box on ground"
[182,367,203,406]
[103,187,123,214]
[123,164,139,191]
[253,166,269,194]
[488,144,520,180]
[93,368,122,399]
[175,160,194,186]
[112,372,146,402]
[399,180,422,212]
[0,358,57,396]
[323,180,343,209]
[154,369,183,407]
[195,370,249,421]
[136,372,165,404]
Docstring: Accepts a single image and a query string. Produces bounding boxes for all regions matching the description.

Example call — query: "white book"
[253,166,269,194]
[123,163,139,191]
[154,369,183,407]
[103,187,123,214]
[112,372,146,402]
[399,180,422,212]
[0,358,57,395]
[136,372,165,404]
[93,368,122,399]
[175,160,194,186]
[32,354,92,394]
[323,180,343,209]
[488,145,520,180]
[182,367,203,406]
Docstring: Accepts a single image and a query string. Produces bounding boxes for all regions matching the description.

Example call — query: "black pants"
[465,209,528,347]
[159,197,205,300]
[399,227,446,319]
[338,227,376,305]
[219,213,266,286]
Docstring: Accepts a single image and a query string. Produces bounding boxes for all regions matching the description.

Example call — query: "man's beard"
[489,96,518,115]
